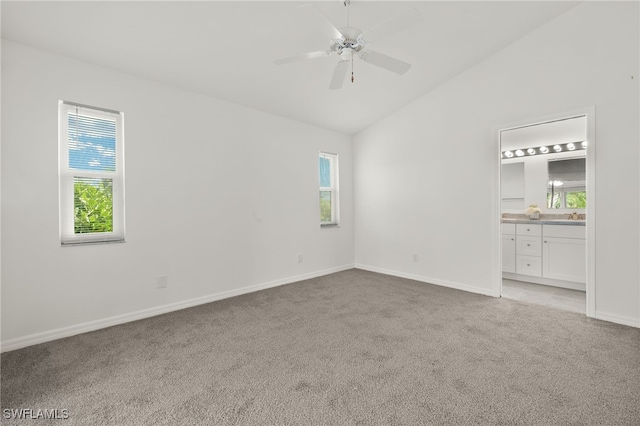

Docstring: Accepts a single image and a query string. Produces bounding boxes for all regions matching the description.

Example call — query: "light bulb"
[515,149,524,157]
[581,141,588,148]
[567,143,575,151]
[540,146,549,154]
[553,145,562,152]
[504,151,514,158]
[527,148,536,155]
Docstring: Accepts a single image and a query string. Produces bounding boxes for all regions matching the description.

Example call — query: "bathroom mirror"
[547,157,586,209]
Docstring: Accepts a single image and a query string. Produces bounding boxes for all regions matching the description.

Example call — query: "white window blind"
[319,152,339,226]
[59,101,125,245]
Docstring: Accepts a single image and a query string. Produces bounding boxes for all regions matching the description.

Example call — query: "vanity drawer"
[516,223,542,236]
[502,223,516,235]
[516,255,542,277]
[543,225,585,239]
[517,236,542,256]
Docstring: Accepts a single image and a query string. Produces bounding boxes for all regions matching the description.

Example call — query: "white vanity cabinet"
[542,225,586,283]
[502,221,586,290]
[501,223,516,274]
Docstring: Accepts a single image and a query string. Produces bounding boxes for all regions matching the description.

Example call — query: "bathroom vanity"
[502,219,585,291]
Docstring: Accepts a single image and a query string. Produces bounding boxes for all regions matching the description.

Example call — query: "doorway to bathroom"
[499,111,594,316]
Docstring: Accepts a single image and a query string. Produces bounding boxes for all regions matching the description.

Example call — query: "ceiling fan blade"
[297,4,344,42]
[274,50,331,65]
[329,60,349,90]
[359,50,411,75]
[360,8,423,44]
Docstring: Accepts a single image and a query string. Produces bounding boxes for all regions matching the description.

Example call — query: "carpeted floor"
[2,269,640,425]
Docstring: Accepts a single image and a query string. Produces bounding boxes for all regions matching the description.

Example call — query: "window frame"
[547,184,586,209]
[319,152,339,227]
[547,187,586,210]
[58,101,125,245]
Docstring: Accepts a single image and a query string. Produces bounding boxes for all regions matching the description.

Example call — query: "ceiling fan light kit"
[274,0,423,90]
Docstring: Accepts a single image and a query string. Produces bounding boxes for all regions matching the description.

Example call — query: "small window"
[547,189,586,209]
[319,152,339,226]
[59,101,125,245]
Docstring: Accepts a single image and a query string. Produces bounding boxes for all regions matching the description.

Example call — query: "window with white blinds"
[319,152,339,226]
[59,101,125,245]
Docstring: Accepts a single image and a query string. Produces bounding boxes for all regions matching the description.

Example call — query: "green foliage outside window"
[547,193,561,209]
[547,190,586,209]
[74,178,113,234]
[320,191,332,223]
[566,191,586,209]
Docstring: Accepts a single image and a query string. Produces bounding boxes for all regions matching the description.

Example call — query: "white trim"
[58,101,125,245]
[594,311,640,329]
[0,264,354,353]
[584,107,596,318]
[492,122,503,299]
[494,106,596,318]
[319,151,339,226]
[354,264,500,298]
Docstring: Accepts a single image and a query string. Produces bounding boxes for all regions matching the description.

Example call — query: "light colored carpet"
[2,269,640,425]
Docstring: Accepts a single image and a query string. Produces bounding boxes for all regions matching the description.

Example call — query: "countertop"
[501,218,586,226]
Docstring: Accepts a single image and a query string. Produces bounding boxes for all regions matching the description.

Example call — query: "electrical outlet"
[297,254,303,264]
[157,276,168,289]
[411,253,419,262]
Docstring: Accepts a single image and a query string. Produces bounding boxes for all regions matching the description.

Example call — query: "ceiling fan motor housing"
[331,27,365,58]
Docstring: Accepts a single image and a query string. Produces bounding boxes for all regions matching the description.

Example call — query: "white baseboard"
[1,264,355,353]
[354,264,500,298]
[594,311,640,328]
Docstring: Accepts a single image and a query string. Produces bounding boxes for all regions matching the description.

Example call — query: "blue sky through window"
[68,113,116,172]
[319,157,330,187]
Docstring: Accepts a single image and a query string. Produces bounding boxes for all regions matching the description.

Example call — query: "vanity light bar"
[502,141,586,158]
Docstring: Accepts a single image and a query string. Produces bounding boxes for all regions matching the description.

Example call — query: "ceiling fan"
[274,0,423,90]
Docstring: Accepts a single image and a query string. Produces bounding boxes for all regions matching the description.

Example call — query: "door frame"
[494,107,596,317]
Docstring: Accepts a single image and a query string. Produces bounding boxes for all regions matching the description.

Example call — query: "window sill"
[320,223,340,229]
[61,238,126,247]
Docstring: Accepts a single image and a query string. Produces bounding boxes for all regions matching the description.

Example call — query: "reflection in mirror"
[501,162,525,199]
[547,157,586,209]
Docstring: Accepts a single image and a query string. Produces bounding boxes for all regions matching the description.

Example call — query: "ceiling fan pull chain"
[351,55,355,83]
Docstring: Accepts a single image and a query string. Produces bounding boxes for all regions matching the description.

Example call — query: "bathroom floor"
[501,279,586,314]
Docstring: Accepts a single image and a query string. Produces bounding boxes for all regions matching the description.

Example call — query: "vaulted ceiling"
[1,1,579,135]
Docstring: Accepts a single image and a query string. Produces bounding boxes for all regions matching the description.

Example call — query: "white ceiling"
[1,1,579,135]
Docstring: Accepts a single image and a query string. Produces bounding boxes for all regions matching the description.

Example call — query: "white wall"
[1,40,354,350]
[354,2,639,325]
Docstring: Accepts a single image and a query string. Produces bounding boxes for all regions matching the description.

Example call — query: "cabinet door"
[502,235,516,273]
[542,237,586,283]
[501,162,524,199]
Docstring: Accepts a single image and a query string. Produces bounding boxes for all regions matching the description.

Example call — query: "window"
[319,152,339,226]
[547,188,587,209]
[59,101,125,245]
